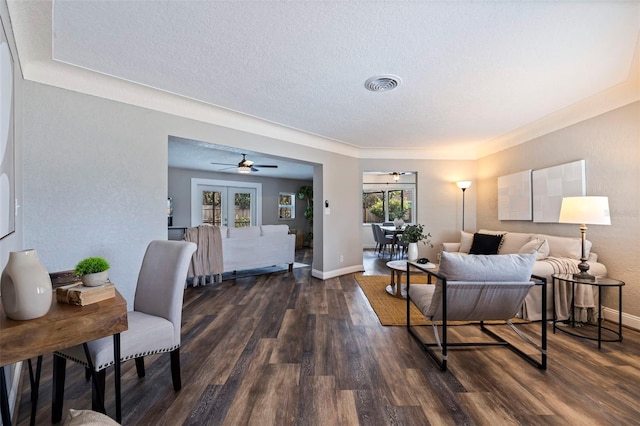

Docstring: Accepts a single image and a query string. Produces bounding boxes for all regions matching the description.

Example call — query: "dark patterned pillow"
[469,233,504,255]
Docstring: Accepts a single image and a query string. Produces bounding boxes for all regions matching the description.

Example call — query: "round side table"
[551,273,624,349]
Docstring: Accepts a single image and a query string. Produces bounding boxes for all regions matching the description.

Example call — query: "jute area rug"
[355,274,528,327]
[354,274,431,326]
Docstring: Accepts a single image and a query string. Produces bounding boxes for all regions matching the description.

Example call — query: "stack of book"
[56,282,115,306]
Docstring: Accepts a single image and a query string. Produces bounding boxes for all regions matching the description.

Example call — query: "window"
[363,191,385,223]
[278,192,295,220]
[362,188,415,224]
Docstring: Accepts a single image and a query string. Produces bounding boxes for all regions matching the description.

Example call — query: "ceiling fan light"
[392,172,400,182]
[238,166,251,174]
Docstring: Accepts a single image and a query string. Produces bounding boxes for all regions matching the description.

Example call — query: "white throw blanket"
[542,257,596,323]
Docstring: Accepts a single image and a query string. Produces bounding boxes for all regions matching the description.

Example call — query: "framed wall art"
[532,160,586,223]
[0,16,15,240]
[498,170,532,221]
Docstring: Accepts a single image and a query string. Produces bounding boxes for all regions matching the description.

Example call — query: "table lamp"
[558,196,610,281]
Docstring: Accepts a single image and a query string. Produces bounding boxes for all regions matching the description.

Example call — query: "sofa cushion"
[469,233,504,255]
[534,234,591,259]
[227,226,261,239]
[261,225,289,236]
[439,251,537,282]
[518,238,550,260]
[459,231,474,253]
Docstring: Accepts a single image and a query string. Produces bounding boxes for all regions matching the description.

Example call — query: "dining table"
[380,225,405,258]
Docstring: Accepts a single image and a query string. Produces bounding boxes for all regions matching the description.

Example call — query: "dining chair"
[51,240,197,420]
[373,224,393,257]
[370,224,380,253]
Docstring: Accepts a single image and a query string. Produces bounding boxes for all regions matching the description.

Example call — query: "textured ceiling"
[6,1,640,178]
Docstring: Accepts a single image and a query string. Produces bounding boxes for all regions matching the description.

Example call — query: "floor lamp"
[456,181,472,231]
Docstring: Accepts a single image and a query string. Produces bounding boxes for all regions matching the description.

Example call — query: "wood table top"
[0,290,128,366]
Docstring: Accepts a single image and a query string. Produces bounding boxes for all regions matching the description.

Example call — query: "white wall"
[477,102,640,319]
[0,7,24,423]
[20,80,363,306]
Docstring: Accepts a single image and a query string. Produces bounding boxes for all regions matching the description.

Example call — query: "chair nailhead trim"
[54,345,180,371]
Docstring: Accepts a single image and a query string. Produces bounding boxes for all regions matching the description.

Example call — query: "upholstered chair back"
[134,240,197,345]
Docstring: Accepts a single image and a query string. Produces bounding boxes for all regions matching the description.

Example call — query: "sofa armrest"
[441,242,460,252]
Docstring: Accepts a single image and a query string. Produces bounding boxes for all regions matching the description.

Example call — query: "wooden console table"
[0,290,128,425]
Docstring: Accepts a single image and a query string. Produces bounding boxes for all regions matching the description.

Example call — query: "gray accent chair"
[407,252,547,371]
[52,240,197,421]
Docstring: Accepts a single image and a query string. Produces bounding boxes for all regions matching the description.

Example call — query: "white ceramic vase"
[408,242,419,262]
[1,249,52,320]
[81,270,109,287]
[393,218,405,229]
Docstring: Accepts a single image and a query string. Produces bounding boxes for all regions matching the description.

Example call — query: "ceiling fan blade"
[251,166,259,172]
[253,164,278,168]
[210,162,235,166]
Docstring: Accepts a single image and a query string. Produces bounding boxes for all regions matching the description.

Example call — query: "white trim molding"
[602,307,640,332]
[312,264,365,280]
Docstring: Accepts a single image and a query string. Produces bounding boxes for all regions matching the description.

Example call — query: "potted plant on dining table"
[390,205,408,229]
[399,224,433,262]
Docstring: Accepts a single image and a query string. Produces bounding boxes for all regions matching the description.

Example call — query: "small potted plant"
[75,257,110,287]
[400,224,433,261]
[390,206,408,229]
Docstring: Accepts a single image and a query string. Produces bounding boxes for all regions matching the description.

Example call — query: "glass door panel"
[229,187,255,228]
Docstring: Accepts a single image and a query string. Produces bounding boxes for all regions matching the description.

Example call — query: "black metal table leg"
[1,366,11,426]
[27,356,43,426]
[82,343,106,414]
[113,333,122,423]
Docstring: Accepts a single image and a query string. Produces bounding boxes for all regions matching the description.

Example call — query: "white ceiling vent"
[364,75,401,92]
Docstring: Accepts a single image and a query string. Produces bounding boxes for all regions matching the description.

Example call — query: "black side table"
[552,273,624,349]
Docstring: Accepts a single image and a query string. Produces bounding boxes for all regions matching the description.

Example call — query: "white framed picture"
[498,170,532,221]
[532,160,586,223]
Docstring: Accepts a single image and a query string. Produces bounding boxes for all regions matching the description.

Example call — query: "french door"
[191,179,261,227]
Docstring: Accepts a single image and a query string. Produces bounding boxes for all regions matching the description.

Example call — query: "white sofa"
[220,225,296,274]
[441,229,607,321]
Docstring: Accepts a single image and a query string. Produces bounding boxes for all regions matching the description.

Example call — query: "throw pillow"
[469,233,504,255]
[65,409,120,426]
[518,238,550,260]
[459,231,474,253]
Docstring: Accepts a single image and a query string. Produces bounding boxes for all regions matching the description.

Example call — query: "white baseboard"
[312,264,364,280]
[601,307,640,331]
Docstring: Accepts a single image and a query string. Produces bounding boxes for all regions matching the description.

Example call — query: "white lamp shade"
[558,196,611,225]
[456,181,472,190]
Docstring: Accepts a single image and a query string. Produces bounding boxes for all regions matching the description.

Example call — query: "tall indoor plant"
[298,185,313,246]
[400,224,433,261]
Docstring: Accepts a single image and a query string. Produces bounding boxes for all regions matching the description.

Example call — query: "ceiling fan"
[211,153,278,174]
[390,172,411,182]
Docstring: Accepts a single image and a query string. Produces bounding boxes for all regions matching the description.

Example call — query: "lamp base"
[572,271,596,281]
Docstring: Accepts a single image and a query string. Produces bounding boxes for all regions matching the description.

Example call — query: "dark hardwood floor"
[16,248,640,425]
